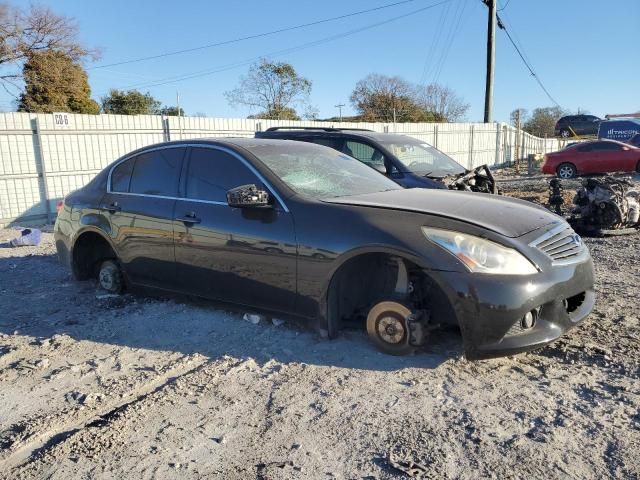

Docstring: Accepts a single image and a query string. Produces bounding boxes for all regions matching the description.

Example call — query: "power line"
[101,1,452,94]
[481,0,560,108]
[432,0,468,85]
[91,0,430,70]
[499,17,560,107]
[418,0,452,85]
[497,0,512,11]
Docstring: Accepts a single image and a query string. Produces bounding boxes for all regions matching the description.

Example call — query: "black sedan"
[54,139,595,360]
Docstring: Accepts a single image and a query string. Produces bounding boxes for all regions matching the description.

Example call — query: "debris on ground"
[2,228,42,247]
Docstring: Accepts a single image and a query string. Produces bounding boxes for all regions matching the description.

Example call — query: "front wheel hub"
[366,301,414,356]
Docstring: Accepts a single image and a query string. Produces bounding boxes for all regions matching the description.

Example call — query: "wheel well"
[326,253,455,333]
[71,231,117,280]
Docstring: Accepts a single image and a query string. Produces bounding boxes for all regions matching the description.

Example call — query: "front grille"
[531,225,584,262]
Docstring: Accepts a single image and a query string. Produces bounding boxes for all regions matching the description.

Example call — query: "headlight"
[422,227,538,275]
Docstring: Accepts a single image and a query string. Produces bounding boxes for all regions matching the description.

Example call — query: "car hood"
[324,189,561,238]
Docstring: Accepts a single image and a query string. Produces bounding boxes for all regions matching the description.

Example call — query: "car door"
[574,143,594,173]
[100,146,186,288]
[590,142,627,173]
[173,145,297,313]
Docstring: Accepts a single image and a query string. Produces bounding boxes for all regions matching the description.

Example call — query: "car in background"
[255,127,498,194]
[55,138,594,360]
[627,133,640,148]
[542,139,640,178]
[554,115,602,138]
[598,119,640,142]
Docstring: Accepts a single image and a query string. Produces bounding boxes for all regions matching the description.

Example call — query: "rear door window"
[129,147,185,196]
[185,147,259,203]
[592,142,622,151]
[304,137,344,152]
[343,140,386,170]
[110,158,134,192]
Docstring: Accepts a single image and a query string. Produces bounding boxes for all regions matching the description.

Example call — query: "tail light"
[56,200,64,213]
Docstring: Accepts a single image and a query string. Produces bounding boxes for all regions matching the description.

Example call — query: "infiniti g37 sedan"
[54,139,595,360]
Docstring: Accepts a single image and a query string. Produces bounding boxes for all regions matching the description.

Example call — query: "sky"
[1,0,639,122]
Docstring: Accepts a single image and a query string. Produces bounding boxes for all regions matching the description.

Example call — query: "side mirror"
[371,163,387,174]
[227,184,271,208]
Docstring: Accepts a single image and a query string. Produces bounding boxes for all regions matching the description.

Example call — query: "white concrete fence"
[0,112,565,226]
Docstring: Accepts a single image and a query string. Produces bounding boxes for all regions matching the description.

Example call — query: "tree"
[521,106,568,137]
[248,106,300,120]
[158,106,185,116]
[225,59,312,120]
[17,50,99,113]
[509,108,528,127]
[416,83,469,122]
[349,74,468,123]
[350,74,424,122]
[0,3,97,97]
[101,89,161,115]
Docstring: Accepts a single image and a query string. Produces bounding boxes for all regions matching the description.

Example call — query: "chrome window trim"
[106,143,289,213]
[104,191,229,206]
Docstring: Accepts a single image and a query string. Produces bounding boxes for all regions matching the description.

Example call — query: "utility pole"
[334,103,345,122]
[483,0,496,123]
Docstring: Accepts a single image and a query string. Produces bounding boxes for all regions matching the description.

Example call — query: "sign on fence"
[52,112,72,129]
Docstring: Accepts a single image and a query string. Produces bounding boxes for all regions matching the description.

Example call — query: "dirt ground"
[0,176,639,479]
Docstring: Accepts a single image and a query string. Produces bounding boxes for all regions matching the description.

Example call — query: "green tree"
[522,106,568,137]
[225,59,312,120]
[101,89,161,115]
[248,106,300,120]
[158,106,185,116]
[1,3,97,98]
[17,51,99,113]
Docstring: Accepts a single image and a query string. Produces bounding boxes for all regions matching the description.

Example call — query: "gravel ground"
[0,177,639,479]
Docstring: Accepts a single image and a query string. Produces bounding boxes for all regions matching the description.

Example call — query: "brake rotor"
[366,301,413,356]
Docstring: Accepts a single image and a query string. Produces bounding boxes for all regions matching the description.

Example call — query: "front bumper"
[427,255,595,360]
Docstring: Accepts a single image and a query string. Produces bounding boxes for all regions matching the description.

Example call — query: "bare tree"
[0,3,97,97]
[415,83,470,122]
[225,59,312,120]
[350,74,429,122]
[350,74,469,123]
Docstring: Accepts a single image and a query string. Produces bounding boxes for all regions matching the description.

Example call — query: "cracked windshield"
[251,143,402,199]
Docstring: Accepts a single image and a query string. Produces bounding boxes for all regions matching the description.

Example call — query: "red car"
[542,140,640,178]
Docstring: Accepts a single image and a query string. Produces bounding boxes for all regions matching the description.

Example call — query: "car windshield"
[247,142,403,199]
[378,137,465,176]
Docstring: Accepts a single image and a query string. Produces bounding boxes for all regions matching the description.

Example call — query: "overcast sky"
[1,0,638,121]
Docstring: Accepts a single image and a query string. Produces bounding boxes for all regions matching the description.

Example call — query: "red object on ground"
[541,140,640,178]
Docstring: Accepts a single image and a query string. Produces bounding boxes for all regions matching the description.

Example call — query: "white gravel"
[0,185,638,479]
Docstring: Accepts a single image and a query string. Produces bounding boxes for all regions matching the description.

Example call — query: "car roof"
[575,139,636,147]
[258,128,419,143]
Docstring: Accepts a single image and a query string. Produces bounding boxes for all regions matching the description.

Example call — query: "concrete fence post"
[494,122,501,166]
[434,124,439,148]
[468,124,475,169]
[30,117,53,224]
[162,115,171,142]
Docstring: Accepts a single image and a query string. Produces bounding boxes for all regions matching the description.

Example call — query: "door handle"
[176,212,201,224]
[101,202,121,213]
